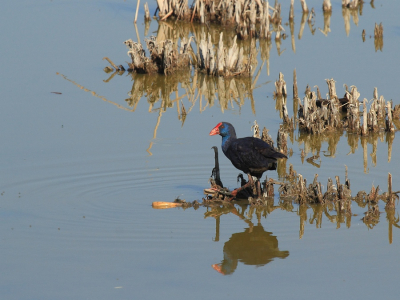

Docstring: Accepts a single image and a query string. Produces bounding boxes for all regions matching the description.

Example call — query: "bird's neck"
[221,133,236,153]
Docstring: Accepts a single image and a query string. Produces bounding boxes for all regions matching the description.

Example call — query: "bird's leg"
[246,175,262,199]
[229,180,252,199]
[247,174,254,186]
[247,174,258,197]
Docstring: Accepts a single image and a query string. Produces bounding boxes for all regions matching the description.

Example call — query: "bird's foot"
[225,189,238,201]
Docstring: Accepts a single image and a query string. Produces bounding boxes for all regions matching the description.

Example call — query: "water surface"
[1,1,400,299]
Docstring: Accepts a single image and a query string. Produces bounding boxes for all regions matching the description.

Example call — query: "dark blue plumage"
[210,122,287,180]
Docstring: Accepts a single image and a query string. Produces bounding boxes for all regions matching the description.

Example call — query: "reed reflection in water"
[60,66,397,173]
[186,191,400,270]
[165,185,400,275]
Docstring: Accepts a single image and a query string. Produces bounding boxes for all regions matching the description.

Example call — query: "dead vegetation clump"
[279,168,351,206]
[197,32,252,77]
[273,71,400,136]
[105,31,254,77]
[155,0,278,40]
[205,155,398,216]
[123,37,191,74]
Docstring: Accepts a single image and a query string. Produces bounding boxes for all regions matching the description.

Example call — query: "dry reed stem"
[161,9,173,21]
[293,69,298,99]
[103,57,118,70]
[135,0,141,23]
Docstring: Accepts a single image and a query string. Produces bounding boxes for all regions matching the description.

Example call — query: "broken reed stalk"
[281,99,293,128]
[293,69,298,99]
[144,2,151,21]
[385,173,396,210]
[191,0,197,23]
[374,22,383,38]
[300,0,309,14]
[326,78,337,101]
[261,0,271,39]
[103,57,119,70]
[315,85,322,99]
[261,127,275,147]
[134,0,141,23]
[307,8,315,23]
[323,0,332,12]
[362,98,368,135]
[275,72,287,97]
[161,9,173,21]
[386,101,395,132]
[252,120,261,138]
[289,0,295,20]
[277,125,288,155]
[134,23,141,45]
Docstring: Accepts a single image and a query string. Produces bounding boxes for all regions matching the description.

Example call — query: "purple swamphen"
[210,122,287,197]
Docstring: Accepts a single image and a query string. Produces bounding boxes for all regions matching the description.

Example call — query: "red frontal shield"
[209,122,222,135]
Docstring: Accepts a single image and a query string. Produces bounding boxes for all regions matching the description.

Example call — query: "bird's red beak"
[209,123,222,136]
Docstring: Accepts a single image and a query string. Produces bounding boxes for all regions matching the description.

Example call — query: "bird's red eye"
[220,125,224,128]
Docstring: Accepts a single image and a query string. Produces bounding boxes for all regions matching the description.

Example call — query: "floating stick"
[152,201,183,209]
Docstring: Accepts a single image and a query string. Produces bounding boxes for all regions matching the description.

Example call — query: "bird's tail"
[276,152,288,159]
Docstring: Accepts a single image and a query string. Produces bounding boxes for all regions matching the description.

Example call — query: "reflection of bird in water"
[212,223,289,275]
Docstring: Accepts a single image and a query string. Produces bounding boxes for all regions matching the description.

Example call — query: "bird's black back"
[224,137,287,178]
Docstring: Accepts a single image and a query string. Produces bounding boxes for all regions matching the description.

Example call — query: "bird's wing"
[248,137,287,159]
[226,139,269,172]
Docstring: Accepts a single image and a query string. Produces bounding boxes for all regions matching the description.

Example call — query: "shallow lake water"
[1,0,400,299]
